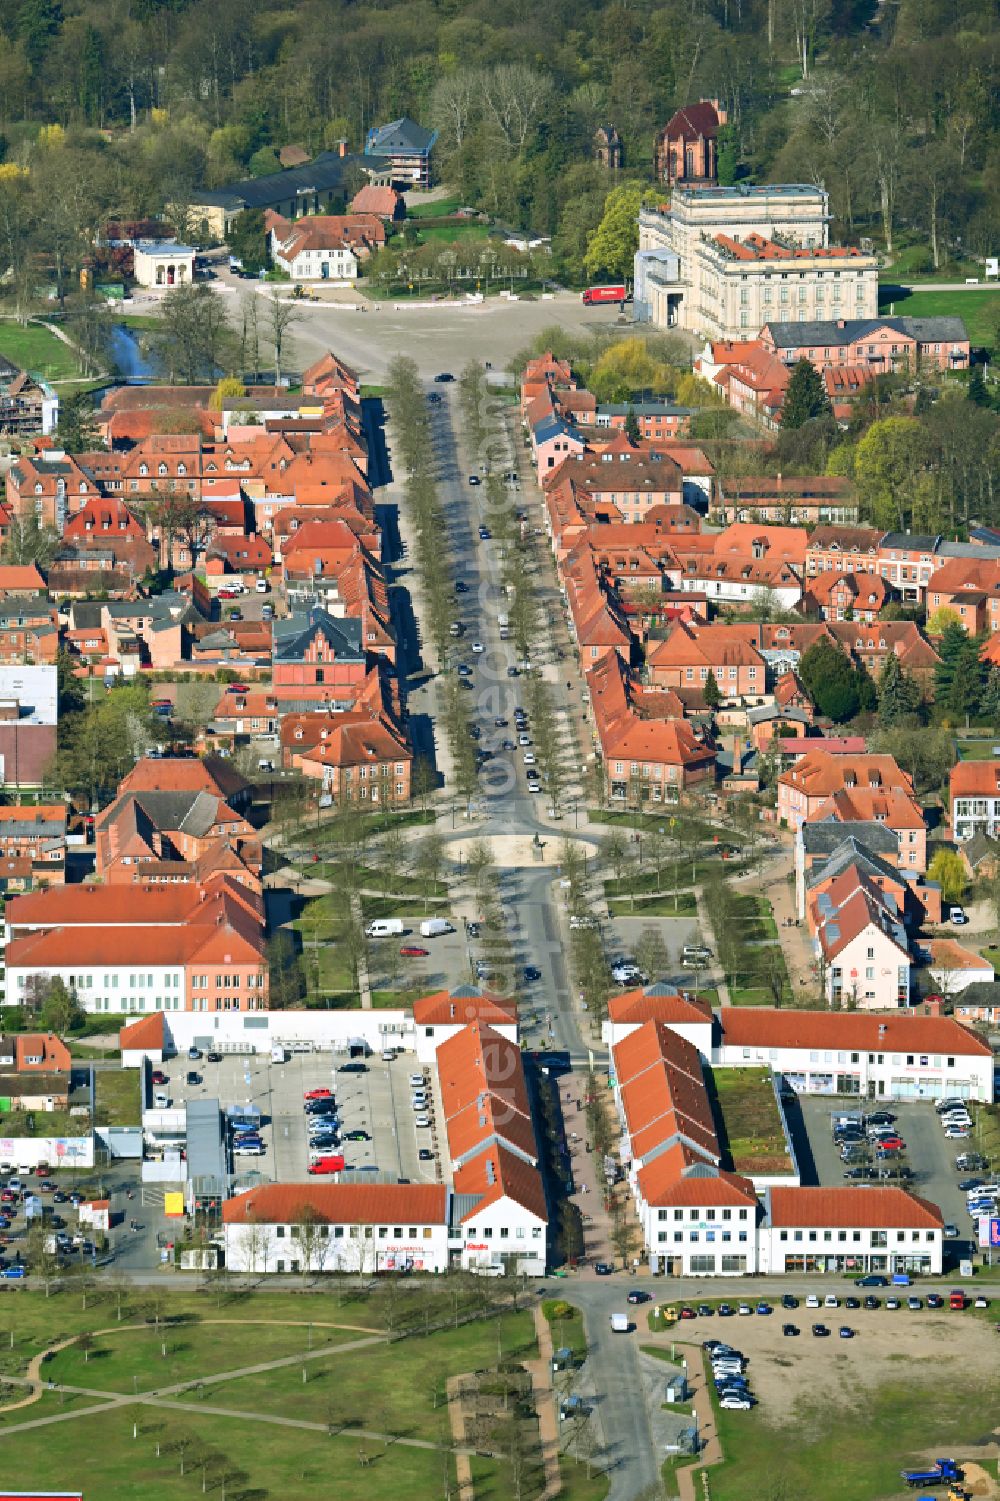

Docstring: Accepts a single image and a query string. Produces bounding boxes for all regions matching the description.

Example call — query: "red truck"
[582,284,628,305]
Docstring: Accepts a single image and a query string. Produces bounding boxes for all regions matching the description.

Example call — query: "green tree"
[38,977,84,1034]
[55,390,103,452]
[2,514,60,567]
[968,368,991,408]
[876,651,922,726]
[853,417,932,531]
[584,183,643,281]
[798,637,861,722]
[228,208,269,274]
[624,405,640,443]
[980,666,1000,724]
[248,146,281,177]
[945,633,986,722]
[780,359,831,428]
[703,669,722,711]
[716,124,739,186]
[934,620,971,706]
[927,849,966,904]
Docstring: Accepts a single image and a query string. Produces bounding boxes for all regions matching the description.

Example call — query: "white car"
[824,1294,839,1308]
[719,1395,753,1410]
[944,1127,971,1139]
[527,781,541,793]
[518,733,531,746]
[523,752,536,765]
[409,1074,424,1088]
[806,1294,820,1308]
[414,1115,432,1128]
[471,642,485,654]
[949,906,968,924]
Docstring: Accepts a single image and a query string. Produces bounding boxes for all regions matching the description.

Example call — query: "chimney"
[836,319,845,330]
[337,138,348,159]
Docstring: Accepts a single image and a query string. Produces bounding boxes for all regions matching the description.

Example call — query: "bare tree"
[430,69,482,152]
[481,64,547,154]
[293,1206,330,1277]
[267,290,300,385]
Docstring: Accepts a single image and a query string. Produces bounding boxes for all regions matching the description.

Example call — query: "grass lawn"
[708,1370,1000,1501]
[93,1067,141,1127]
[0,320,81,380]
[877,286,1000,347]
[405,197,466,218]
[608,893,698,916]
[709,1065,793,1175]
[187,1310,537,1436]
[414,224,492,246]
[360,894,448,921]
[0,1107,82,1137]
[44,1317,366,1394]
[0,1402,454,1501]
[588,808,739,845]
[957,737,1000,760]
[542,1298,587,1362]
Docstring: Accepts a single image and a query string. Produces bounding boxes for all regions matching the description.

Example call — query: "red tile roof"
[637,1149,757,1208]
[951,761,1000,798]
[768,1186,942,1229]
[719,1007,992,1057]
[118,1013,166,1051]
[607,991,712,1026]
[223,1183,446,1225]
[412,991,517,1027]
[452,1142,548,1222]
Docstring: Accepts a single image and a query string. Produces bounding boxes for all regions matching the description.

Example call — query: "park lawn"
[360,894,448,921]
[368,990,413,1009]
[415,223,492,246]
[876,286,1000,347]
[93,1067,141,1127]
[727,983,788,1007]
[405,196,466,218]
[187,1309,537,1436]
[0,1288,382,1376]
[0,1107,82,1137]
[354,864,449,899]
[588,808,738,844]
[43,1314,370,1394]
[543,1299,587,1362]
[0,1401,453,1501]
[709,1065,793,1175]
[607,893,698,916]
[708,1372,1000,1501]
[957,737,1000,760]
[0,321,81,380]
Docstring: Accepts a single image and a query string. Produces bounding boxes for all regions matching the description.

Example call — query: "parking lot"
[368,922,473,994]
[790,1095,982,1256]
[152,1050,444,1188]
[606,914,703,988]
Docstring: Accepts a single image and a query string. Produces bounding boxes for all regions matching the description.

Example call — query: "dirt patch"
[668,1309,1000,1428]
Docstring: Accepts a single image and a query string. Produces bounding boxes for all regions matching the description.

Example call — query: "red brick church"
[654,100,726,185]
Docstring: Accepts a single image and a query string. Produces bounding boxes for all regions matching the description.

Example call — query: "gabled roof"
[719,1007,992,1057]
[767,1186,942,1229]
[223,1183,446,1226]
[607,989,712,1027]
[661,101,722,141]
[273,605,364,664]
[365,117,437,156]
[118,1013,166,1051]
[412,990,517,1027]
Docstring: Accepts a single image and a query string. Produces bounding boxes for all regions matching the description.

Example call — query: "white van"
[366,919,404,938]
[420,918,453,938]
[153,1090,171,1108]
[470,1264,504,1278]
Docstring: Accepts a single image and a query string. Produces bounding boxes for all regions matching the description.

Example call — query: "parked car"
[782,1323,799,1337]
[400,946,430,957]
[811,1324,830,1337]
[838,1326,855,1339]
[594,1262,614,1276]
[626,1290,650,1305]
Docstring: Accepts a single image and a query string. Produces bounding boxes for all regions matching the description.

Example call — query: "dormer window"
[139,463,148,477]
[177,463,187,477]
[34,483,42,495]
[157,463,168,477]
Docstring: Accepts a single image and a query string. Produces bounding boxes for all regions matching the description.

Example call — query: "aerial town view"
[0,4,995,1500]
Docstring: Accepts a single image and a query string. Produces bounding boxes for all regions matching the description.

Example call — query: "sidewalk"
[525,1304,562,1500]
[640,1336,723,1501]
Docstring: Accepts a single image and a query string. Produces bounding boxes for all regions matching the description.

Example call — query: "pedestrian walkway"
[639,1336,723,1501]
[525,1304,562,1500]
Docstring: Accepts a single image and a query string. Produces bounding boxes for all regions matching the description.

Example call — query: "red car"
[304,1088,333,1101]
[307,1155,345,1175]
[151,1070,168,1086]
[877,1137,905,1152]
[400,946,429,957]
[679,1306,696,1319]
[34,1165,51,1178]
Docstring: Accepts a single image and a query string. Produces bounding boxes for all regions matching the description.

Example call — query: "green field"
[0,320,82,381]
[405,196,466,219]
[708,1371,1000,1501]
[710,1065,793,1175]
[0,1287,561,1501]
[877,285,1000,347]
[93,1066,141,1127]
[607,893,698,916]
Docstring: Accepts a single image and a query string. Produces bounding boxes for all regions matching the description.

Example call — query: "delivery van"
[366,919,404,938]
[420,918,454,938]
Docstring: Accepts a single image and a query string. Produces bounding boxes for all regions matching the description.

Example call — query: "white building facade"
[222,1184,450,1274]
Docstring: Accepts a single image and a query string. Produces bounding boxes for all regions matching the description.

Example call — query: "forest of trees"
[0,0,996,278]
